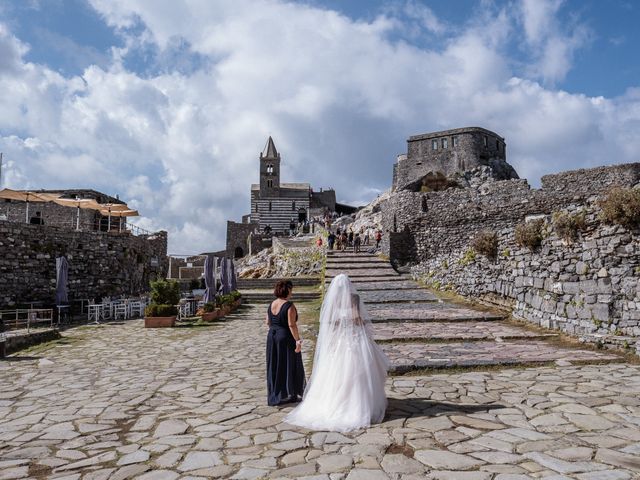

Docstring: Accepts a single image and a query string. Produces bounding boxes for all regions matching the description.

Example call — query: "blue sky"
[0,0,639,253]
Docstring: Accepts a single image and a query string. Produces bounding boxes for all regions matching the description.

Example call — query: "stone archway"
[234,247,244,259]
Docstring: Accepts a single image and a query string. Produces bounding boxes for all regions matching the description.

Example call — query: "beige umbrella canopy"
[0,188,60,222]
[99,208,139,232]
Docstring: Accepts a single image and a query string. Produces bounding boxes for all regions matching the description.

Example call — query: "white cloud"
[0,0,638,255]
[517,0,591,84]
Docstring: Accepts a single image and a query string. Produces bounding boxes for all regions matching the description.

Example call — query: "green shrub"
[203,302,216,313]
[458,249,477,266]
[150,278,181,306]
[502,248,510,257]
[598,187,640,229]
[471,230,498,259]
[230,290,242,301]
[552,211,586,242]
[515,220,544,251]
[145,304,178,317]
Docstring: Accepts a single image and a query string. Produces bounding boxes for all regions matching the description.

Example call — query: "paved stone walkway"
[2,307,640,479]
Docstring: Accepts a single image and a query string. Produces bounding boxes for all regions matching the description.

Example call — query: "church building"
[225,136,349,259]
[250,137,311,232]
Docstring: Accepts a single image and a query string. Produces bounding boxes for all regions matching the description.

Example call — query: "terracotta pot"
[144,316,176,328]
[201,311,221,322]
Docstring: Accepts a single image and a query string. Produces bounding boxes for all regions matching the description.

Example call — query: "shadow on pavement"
[385,397,505,421]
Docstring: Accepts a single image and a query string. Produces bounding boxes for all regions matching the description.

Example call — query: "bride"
[285,273,389,432]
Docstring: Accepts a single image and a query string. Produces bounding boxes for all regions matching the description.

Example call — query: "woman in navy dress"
[266,280,306,406]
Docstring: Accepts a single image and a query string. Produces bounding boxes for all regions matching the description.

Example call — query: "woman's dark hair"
[274,280,293,299]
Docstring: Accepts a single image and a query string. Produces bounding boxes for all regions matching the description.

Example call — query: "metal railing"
[0,217,152,236]
[0,308,54,334]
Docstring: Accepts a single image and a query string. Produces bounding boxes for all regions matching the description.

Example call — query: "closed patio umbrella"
[98,203,130,231]
[219,257,231,295]
[229,258,237,292]
[203,255,216,304]
[55,256,69,304]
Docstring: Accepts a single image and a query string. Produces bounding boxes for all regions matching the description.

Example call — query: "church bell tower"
[260,136,281,196]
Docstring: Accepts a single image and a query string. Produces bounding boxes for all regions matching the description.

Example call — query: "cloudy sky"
[0,0,639,254]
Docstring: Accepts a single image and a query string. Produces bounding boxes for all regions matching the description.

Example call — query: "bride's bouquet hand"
[295,344,302,353]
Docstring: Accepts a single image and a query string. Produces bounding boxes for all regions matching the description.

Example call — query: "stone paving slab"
[326,276,407,283]
[373,321,559,342]
[359,289,439,303]
[383,340,623,373]
[1,306,640,479]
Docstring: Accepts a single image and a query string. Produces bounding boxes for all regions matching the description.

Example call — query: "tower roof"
[261,136,279,159]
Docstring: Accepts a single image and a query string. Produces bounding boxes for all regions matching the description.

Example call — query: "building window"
[483,136,488,147]
[496,139,500,150]
[269,201,272,211]
[267,164,274,174]
[431,139,438,150]
[292,201,296,211]
[452,136,458,147]
[442,138,448,149]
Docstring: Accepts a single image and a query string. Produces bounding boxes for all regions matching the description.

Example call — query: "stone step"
[325,271,400,278]
[349,281,425,291]
[240,292,321,303]
[238,277,320,288]
[368,303,505,322]
[325,276,408,284]
[325,262,393,269]
[372,321,558,342]
[359,290,439,303]
[383,340,624,374]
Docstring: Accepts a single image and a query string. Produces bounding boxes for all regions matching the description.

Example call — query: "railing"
[0,308,54,334]
[0,217,152,237]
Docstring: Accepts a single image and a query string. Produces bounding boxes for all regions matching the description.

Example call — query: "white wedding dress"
[284,274,389,432]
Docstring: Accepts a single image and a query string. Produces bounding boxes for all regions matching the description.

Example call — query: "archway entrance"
[297,207,307,223]
[234,246,244,259]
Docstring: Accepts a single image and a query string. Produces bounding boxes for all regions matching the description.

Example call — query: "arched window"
[292,201,296,211]
[421,196,428,213]
[266,164,274,174]
[269,201,272,211]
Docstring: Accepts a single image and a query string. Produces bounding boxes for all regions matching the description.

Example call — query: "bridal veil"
[284,273,389,432]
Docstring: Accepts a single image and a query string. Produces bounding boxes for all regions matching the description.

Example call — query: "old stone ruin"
[381,126,640,354]
[0,188,168,308]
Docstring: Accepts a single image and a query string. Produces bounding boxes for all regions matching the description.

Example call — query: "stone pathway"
[2,306,640,479]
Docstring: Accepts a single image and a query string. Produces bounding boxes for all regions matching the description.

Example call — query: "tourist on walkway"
[266,280,305,406]
[363,229,370,246]
[375,230,382,249]
[285,274,388,431]
[316,237,323,248]
[354,233,361,253]
[340,232,348,251]
[327,232,336,250]
[348,230,354,247]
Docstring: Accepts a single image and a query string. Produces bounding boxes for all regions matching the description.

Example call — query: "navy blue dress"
[266,301,306,406]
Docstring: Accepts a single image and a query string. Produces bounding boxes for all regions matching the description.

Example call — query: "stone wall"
[0,222,168,307]
[382,162,640,351]
[226,220,261,259]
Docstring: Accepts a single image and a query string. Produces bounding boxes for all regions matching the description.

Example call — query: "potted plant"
[201,302,220,322]
[144,278,180,328]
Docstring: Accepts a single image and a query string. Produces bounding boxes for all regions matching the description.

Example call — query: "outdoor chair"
[113,302,128,320]
[87,304,103,324]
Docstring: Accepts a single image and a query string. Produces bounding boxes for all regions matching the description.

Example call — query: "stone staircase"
[325,250,623,373]
[238,277,321,303]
